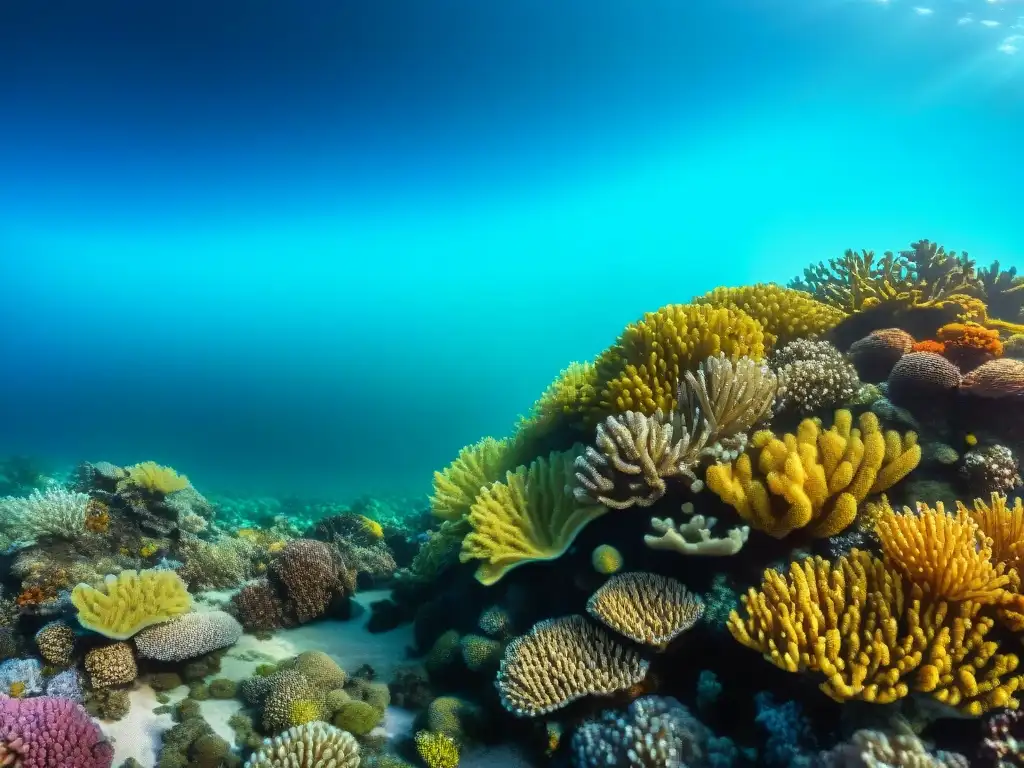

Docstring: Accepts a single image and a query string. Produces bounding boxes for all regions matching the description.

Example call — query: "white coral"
[0,487,89,542]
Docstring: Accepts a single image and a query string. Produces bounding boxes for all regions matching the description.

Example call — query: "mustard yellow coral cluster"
[729,549,1024,715]
[705,410,920,538]
[123,461,190,495]
[459,449,607,585]
[593,302,767,418]
[430,437,514,522]
[697,284,846,347]
[415,730,460,768]
[70,569,192,640]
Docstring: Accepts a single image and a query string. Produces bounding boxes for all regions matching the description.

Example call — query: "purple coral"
[0,696,114,768]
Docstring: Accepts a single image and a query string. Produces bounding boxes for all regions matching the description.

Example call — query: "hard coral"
[697,283,846,347]
[243,722,359,768]
[268,539,356,625]
[587,572,703,649]
[936,321,1004,371]
[887,351,962,410]
[0,696,114,768]
[430,437,514,522]
[232,579,286,632]
[848,328,916,382]
[122,461,190,495]
[771,339,860,415]
[961,358,1024,399]
[133,610,242,661]
[71,569,191,640]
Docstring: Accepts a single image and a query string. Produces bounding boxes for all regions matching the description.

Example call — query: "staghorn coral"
[71,569,191,640]
[705,410,920,538]
[771,339,861,415]
[415,730,460,768]
[572,410,708,510]
[644,506,749,556]
[592,302,767,418]
[728,549,1024,715]
[430,437,514,522]
[697,284,846,347]
[0,696,114,768]
[789,247,917,313]
[133,610,242,661]
[496,615,649,717]
[848,328,916,382]
[243,722,360,768]
[586,572,704,648]
[460,448,608,586]
[84,642,137,688]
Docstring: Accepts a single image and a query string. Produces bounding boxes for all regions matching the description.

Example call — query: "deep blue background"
[1,0,1022,498]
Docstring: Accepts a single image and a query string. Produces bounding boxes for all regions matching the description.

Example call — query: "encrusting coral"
[70,568,192,640]
[705,410,920,538]
[496,614,649,717]
[459,448,607,586]
[586,571,703,648]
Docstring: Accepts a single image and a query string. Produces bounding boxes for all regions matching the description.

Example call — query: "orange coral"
[85,499,110,534]
[16,586,52,607]
[911,340,946,355]
[936,322,1004,371]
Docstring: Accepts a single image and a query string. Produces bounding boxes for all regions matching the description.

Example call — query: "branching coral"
[460,448,608,586]
[644,508,749,556]
[0,487,90,542]
[430,437,514,522]
[789,248,917,313]
[592,302,767,418]
[572,411,708,510]
[496,615,649,717]
[696,283,846,347]
[729,549,1024,715]
[586,572,704,648]
[705,410,920,538]
[70,569,191,640]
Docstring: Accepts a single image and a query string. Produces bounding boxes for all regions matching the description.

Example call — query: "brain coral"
[269,540,357,625]
[133,610,243,661]
[887,351,962,409]
[961,358,1024,399]
[0,696,114,768]
[243,722,360,768]
[848,328,916,382]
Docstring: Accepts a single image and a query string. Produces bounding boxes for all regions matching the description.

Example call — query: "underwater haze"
[1,0,1022,498]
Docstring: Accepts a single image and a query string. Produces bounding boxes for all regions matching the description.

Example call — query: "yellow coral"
[705,410,920,538]
[728,549,1024,714]
[430,437,513,521]
[697,284,846,347]
[459,449,608,585]
[124,461,189,495]
[593,302,767,418]
[289,698,323,727]
[875,499,1018,605]
[415,730,460,768]
[963,493,1024,573]
[519,361,597,429]
[358,515,384,539]
[590,544,623,575]
[70,569,192,640]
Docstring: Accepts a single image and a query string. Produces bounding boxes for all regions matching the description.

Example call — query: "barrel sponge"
[243,722,359,768]
[459,449,609,586]
[586,572,704,648]
[71,569,191,640]
[430,437,513,522]
[697,284,846,347]
[594,302,767,417]
[705,410,920,539]
[133,610,242,662]
[496,615,649,717]
[728,549,1024,715]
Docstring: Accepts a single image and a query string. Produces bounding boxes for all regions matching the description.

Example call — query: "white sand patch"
[104,589,413,764]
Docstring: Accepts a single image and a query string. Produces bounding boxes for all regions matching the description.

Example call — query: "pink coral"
[0,696,113,768]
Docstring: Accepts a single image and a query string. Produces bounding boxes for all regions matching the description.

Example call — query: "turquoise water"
[1,0,1021,498]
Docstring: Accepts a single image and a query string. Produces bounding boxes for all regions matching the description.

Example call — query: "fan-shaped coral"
[705,410,920,538]
[460,449,608,585]
[496,615,649,717]
[586,572,703,648]
[70,569,191,640]
[430,437,514,521]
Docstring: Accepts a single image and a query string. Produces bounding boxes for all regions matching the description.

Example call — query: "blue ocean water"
[1,0,1021,499]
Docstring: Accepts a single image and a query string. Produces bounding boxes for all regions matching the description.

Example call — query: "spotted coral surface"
[133,610,242,661]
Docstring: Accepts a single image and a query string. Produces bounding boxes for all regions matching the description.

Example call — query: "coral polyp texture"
[243,722,360,768]
[586,571,703,648]
[496,614,649,717]
[705,409,920,538]
[70,568,192,640]
[133,609,243,661]
[0,696,114,768]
